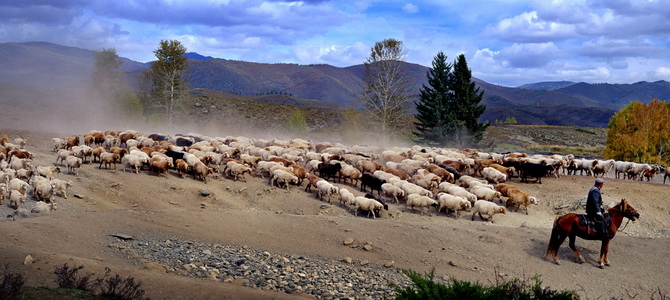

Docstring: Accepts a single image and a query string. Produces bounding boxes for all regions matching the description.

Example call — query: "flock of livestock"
[2,129,669,221]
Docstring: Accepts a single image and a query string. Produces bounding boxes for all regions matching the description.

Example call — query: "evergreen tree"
[451,54,489,147]
[413,52,457,146]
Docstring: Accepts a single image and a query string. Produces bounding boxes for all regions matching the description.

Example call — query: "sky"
[1,0,669,87]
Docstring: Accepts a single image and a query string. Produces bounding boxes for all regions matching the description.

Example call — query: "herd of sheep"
[2,129,669,222]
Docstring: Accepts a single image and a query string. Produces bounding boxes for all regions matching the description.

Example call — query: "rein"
[612,204,634,232]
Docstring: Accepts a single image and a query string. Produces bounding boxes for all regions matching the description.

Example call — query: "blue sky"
[1,0,669,87]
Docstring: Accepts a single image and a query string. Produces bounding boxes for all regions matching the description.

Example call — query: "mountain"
[518,81,576,90]
[2,41,669,127]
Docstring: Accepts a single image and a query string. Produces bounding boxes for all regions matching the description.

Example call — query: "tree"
[413,52,455,146]
[413,53,489,147]
[359,38,412,135]
[451,54,489,147]
[92,48,143,119]
[604,99,670,165]
[150,40,188,124]
[288,108,307,136]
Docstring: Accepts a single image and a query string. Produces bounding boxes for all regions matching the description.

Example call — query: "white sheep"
[481,167,507,184]
[270,169,298,190]
[373,170,399,182]
[121,154,147,174]
[56,149,73,165]
[0,183,6,204]
[316,180,338,203]
[36,166,61,180]
[225,161,253,181]
[256,161,284,178]
[338,188,356,207]
[52,138,67,152]
[405,194,438,216]
[339,165,362,186]
[442,185,478,204]
[471,200,506,222]
[8,178,28,196]
[353,196,384,219]
[31,201,58,213]
[33,180,54,203]
[381,183,405,203]
[51,178,73,199]
[401,182,433,199]
[469,185,502,202]
[8,189,26,208]
[65,156,82,175]
[436,193,471,217]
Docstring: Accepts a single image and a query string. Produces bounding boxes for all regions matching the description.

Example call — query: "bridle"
[612,201,639,232]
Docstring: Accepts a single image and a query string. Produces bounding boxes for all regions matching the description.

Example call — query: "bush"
[393,268,579,300]
[0,265,25,300]
[54,264,146,300]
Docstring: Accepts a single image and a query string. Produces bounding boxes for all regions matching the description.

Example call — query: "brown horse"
[545,199,640,268]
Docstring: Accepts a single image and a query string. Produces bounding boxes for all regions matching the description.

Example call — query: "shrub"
[54,264,146,300]
[54,263,102,291]
[393,268,579,300]
[0,265,25,300]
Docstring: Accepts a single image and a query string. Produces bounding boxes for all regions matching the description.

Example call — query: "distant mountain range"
[1,41,669,127]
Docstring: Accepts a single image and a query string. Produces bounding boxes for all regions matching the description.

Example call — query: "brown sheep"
[506,187,538,215]
[99,152,120,169]
[149,156,172,177]
[425,164,455,183]
[193,161,213,183]
[441,160,468,173]
[494,183,516,198]
[269,156,295,167]
[305,174,324,193]
[110,146,128,158]
[91,146,105,163]
[291,165,309,185]
[357,160,385,174]
[175,159,189,177]
[385,168,411,181]
[474,158,497,176]
[490,163,516,179]
[9,149,34,160]
[65,136,80,150]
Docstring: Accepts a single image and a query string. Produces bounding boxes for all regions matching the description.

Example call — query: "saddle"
[578,213,611,233]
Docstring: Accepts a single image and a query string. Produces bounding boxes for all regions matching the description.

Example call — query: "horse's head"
[614,199,640,222]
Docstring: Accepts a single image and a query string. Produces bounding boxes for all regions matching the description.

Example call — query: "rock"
[363,244,373,251]
[384,261,395,268]
[448,260,457,267]
[110,233,134,241]
[194,102,202,107]
[73,194,84,199]
[343,238,354,245]
[320,204,332,209]
[143,262,168,273]
[200,202,207,208]
[343,257,353,264]
[23,255,34,265]
[169,201,179,205]
[360,260,369,266]
[203,249,212,255]
[520,222,528,228]
[200,189,211,196]
[442,275,450,281]
[110,183,120,188]
[15,208,30,218]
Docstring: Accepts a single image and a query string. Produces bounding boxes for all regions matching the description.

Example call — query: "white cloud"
[485,11,577,42]
[402,3,419,14]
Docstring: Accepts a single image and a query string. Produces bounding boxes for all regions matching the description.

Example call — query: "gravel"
[115,237,413,299]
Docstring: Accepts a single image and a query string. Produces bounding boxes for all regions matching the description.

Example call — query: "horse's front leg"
[568,234,585,263]
[598,240,610,268]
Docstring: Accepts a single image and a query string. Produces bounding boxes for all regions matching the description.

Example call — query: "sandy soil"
[0,128,669,299]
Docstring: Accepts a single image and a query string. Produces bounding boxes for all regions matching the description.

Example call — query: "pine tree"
[413,52,457,146]
[452,54,489,147]
[151,40,188,124]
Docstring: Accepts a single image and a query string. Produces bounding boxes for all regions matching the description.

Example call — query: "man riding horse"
[587,178,610,239]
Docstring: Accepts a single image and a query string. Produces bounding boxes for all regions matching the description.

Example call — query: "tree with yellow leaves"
[604,98,670,165]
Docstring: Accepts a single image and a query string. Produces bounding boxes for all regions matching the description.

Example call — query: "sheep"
[149,155,172,177]
[338,188,356,207]
[8,189,26,208]
[8,178,28,196]
[16,168,33,181]
[436,193,471,217]
[52,138,67,152]
[352,196,384,219]
[471,200,506,222]
[99,152,120,169]
[317,162,342,182]
[481,167,507,184]
[489,163,516,179]
[51,178,73,199]
[290,165,309,185]
[33,180,54,203]
[65,156,82,175]
[175,159,189,178]
[305,174,324,193]
[494,183,516,198]
[122,154,147,174]
[385,168,411,181]
[339,165,362,186]
[224,161,252,182]
[405,194,438,216]
[411,174,439,192]
[31,201,57,213]
[592,159,615,177]
[441,184,478,204]
[256,161,284,178]
[193,161,213,183]
[401,181,433,199]
[239,153,263,169]
[316,180,338,203]
[506,187,538,215]
[470,185,502,202]
[0,183,6,204]
[9,156,28,170]
[373,170,399,182]
[357,160,384,174]
[425,164,455,183]
[381,183,405,203]
[269,169,298,190]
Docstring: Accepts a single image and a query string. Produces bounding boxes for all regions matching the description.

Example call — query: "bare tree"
[359,38,412,135]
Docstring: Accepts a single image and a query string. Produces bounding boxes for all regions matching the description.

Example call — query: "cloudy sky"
[1,0,669,87]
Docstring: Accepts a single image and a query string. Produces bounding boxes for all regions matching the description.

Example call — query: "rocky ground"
[0,127,668,300]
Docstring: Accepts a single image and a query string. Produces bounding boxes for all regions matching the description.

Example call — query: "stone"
[200,189,211,196]
[363,245,373,251]
[23,255,34,265]
[143,262,168,273]
[73,194,84,199]
[320,204,332,209]
[448,260,457,267]
[203,249,212,255]
[343,257,353,264]
[360,260,369,266]
[383,261,395,268]
[110,233,134,240]
[343,238,354,245]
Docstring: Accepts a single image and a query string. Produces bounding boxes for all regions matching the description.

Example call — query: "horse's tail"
[545,216,563,259]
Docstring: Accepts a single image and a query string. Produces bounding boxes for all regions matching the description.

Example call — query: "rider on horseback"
[587,178,610,239]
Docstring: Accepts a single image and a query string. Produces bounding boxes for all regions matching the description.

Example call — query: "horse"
[545,199,640,268]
